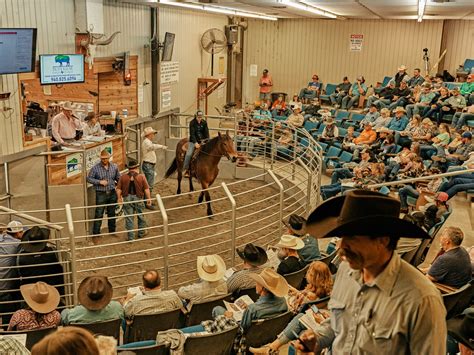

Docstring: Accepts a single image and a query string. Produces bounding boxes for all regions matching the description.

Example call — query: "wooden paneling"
[98,57,138,116]
[441,20,474,75]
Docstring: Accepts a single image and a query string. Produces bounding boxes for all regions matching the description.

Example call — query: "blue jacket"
[241,294,287,331]
[387,116,409,131]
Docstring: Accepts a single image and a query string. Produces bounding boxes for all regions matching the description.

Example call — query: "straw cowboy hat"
[142,127,157,137]
[325,116,335,125]
[7,220,23,233]
[20,282,60,314]
[61,101,74,111]
[398,65,407,71]
[275,234,304,250]
[197,254,226,282]
[394,106,406,114]
[306,189,430,239]
[249,268,289,297]
[283,214,306,236]
[22,226,50,253]
[78,276,113,311]
[237,243,268,267]
[127,159,140,169]
[447,312,474,350]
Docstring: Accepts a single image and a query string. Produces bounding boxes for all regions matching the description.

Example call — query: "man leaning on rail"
[292,190,447,354]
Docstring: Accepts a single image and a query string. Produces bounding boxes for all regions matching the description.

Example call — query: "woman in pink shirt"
[259,69,273,104]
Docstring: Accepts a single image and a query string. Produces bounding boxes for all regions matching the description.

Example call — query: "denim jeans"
[321,183,342,200]
[341,95,359,110]
[374,98,391,109]
[92,191,117,235]
[452,112,474,130]
[398,185,419,209]
[384,161,401,178]
[394,132,411,147]
[299,88,317,100]
[183,142,196,170]
[329,92,347,106]
[365,95,379,108]
[406,103,428,118]
[420,144,438,160]
[123,195,147,240]
[389,97,409,111]
[141,162,155,194]
[441,175,474,199]
[331,168,353,184]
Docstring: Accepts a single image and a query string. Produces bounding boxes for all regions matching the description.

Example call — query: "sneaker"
[145,204,156,210]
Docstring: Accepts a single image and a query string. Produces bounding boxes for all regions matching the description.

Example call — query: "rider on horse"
[183,110,210,178]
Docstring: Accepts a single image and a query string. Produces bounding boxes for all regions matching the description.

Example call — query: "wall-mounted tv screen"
[40,54,85,85]
[162,32,175,62]
[0,28,37,74]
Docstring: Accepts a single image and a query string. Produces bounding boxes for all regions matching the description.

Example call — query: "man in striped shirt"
[87,150,121,236]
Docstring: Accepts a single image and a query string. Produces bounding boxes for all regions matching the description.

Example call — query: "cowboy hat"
[142,127,157,137]
[237,243,268,267]
[306,189,430,239]
[61,101,74,111]
[397,65,407,71]
[127,159,140,169]
[376,127,391,134]
[283,214,306,236]
[197,255,226,282]
[20,282,60,314]
[78,276,113,311]
[447,311,474,350]
[325,117,335,124]
[275,234,304,250]
[249,268,288,297]
[394,106,406,113]
[22,226,49,253]
[7,220,23,233]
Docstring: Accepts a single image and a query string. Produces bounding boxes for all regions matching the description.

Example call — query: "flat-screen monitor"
[162,32,175,62]
[39,54,85,85]
[25,110,48,129]
[0,28,37,74]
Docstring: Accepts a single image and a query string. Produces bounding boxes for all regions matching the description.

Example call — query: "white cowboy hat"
[394,106,406,113]
[398,65,407,71]
[142,127,158,137]
[61,101,74,111]
[7,220,23,233]
[197,255,226,282]
[275,234,304,250]
[249,268,289,297]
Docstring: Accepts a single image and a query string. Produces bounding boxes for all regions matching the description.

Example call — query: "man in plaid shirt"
[0,335,30,354]
[87,149,121,236]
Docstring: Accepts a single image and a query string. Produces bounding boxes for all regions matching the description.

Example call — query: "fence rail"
[0,112,322,328]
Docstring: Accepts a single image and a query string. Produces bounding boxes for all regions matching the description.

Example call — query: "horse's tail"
[165,158,178,178]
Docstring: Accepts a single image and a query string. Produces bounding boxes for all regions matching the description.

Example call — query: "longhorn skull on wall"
[80,31,121,69]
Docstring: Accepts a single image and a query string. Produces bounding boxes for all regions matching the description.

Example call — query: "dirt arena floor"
[73,176,305,297]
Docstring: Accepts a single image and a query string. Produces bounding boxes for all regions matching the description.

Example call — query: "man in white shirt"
[141,127,167,209]
[51,102,82,145]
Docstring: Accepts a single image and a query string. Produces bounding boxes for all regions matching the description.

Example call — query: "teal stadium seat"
[320,83,337,103]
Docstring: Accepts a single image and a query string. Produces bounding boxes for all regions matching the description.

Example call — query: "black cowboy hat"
[237,243,268,267]
[22,226,50,253]
[127,159,140,169]
[283,214,306,236]
[306,189,430,239]
[447,311,474,350]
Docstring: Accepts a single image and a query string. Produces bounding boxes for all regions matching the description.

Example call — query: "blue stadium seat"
[338,127,347,137]
[316,123,326,136]
[303,120,319,133]
[443,82,462,90]
[381,76,392,87]
[335,111,350,121]
[317,142,328,152]
[320,84,337,103]
[339,151,353,163]
[350,113,365,123]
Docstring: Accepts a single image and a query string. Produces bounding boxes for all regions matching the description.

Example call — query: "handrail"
[367,168,474,189]
[0,206,63,231]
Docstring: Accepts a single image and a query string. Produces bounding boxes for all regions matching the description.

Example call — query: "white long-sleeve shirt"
[142,137,166,164]
[51,112,81,144]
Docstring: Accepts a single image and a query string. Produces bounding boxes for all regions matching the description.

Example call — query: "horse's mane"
[200,135,221,154]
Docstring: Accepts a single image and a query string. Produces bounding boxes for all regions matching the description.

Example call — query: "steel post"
[221,182,237,266]
[156,194,169,288]
[297,157,313,214]
[267,170,284,239]
[65,204,78,305]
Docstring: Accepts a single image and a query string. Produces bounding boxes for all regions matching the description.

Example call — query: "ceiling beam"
[355,0,383,20]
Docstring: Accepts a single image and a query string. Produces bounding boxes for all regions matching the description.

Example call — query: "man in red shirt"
[259,69,273,104]
[117,160,152,241]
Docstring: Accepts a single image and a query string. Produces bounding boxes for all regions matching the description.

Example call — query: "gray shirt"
[0,233,21,293]
[316,253,446,354]
[178,279,228,306]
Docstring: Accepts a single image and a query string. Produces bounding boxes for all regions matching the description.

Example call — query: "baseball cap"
[462,131,472,139]
[7,220,23,233]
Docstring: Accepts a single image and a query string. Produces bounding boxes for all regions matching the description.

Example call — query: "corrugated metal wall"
[158,6,228,115]
[243,19,444,103]
[441,20,474,75]
[0,0,76,155]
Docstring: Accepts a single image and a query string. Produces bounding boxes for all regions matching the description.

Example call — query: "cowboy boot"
[249,346,277,354]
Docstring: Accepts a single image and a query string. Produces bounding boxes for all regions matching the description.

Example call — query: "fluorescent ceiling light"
[418,0,427,22]
[280,0,337,19]
[159,1,278,21]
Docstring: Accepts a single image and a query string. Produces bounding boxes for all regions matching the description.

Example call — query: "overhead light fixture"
[159,1,278,21]
[418,0,427,22]
[280,0,337,19]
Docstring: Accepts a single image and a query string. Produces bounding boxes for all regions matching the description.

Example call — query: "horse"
[165,131,238,216]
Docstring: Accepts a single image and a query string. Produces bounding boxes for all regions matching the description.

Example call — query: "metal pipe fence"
[0,112,322,328]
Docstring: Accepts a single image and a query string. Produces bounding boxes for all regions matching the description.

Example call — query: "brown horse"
[165,131,238,216]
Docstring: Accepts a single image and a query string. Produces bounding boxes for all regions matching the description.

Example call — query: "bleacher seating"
[320,83,337,103]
